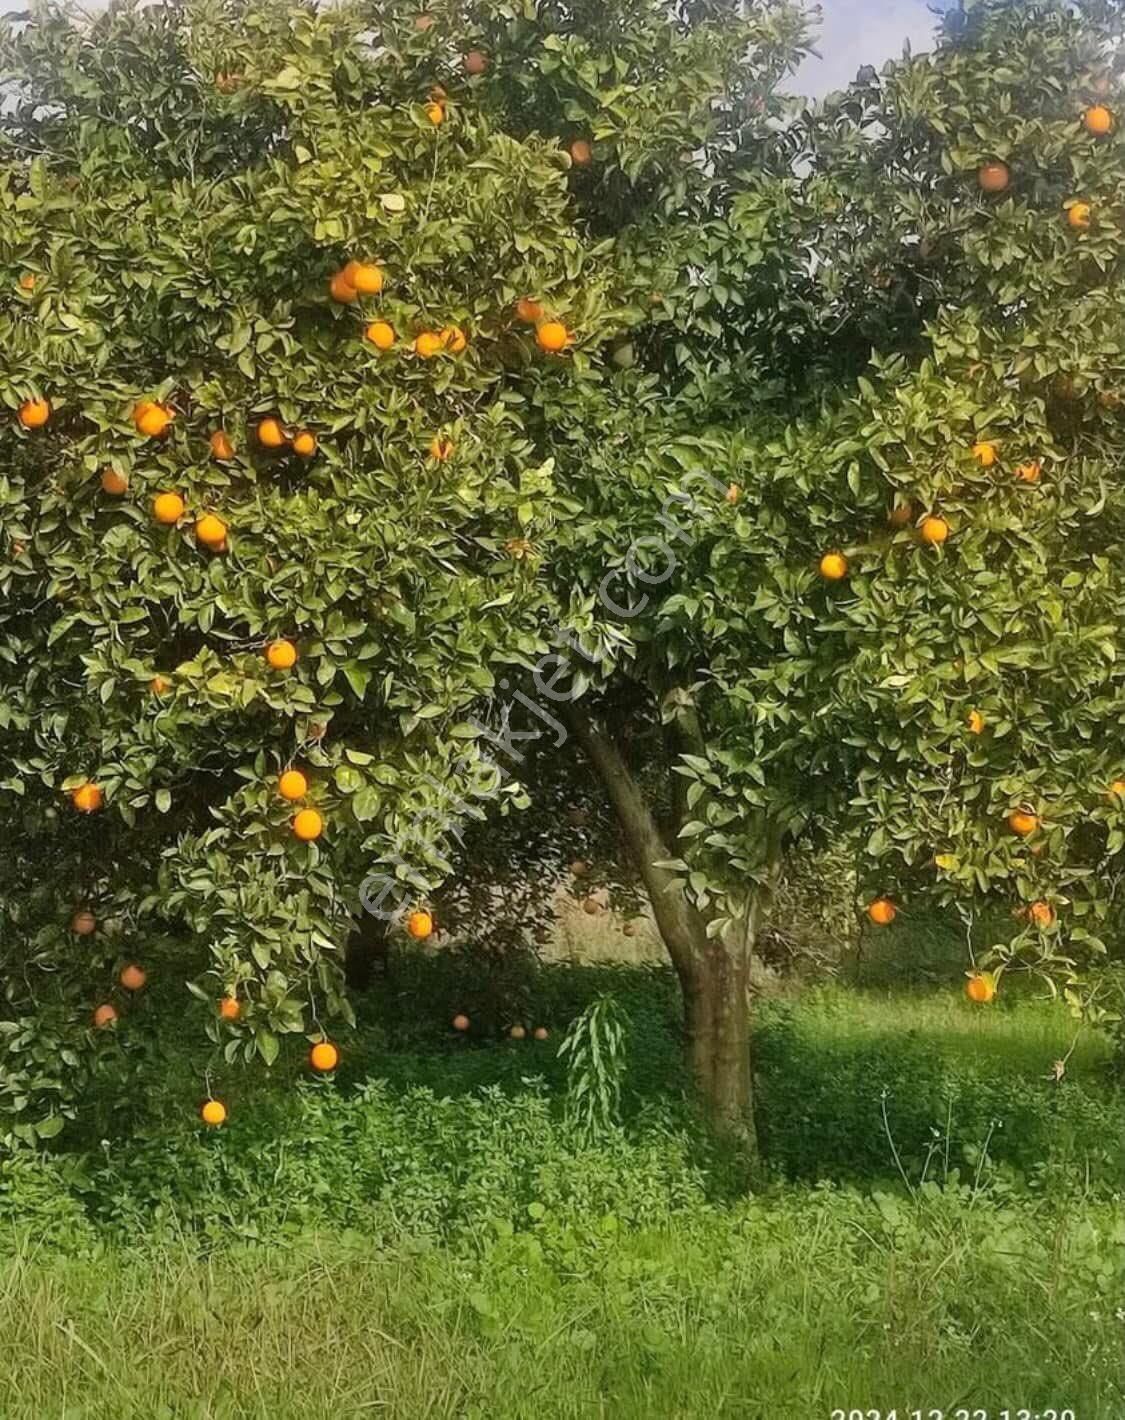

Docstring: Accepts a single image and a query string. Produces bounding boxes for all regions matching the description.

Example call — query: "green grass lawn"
[1,1189,1122,1419]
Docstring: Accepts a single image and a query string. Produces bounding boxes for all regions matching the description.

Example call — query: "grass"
[1,1189,1122,1418]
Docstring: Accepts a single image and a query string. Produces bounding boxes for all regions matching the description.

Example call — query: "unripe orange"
[195,514,228,549]
[407,909,433,940]
[536,321,568,352]
[819,552,848,581]
[292,430,317,458]
[257,417,287,448]
[309,1040,340,1071]
[201,1099,227,1126]
[343,261,384,295]
[278,769,308,801]
[18,397,50,429]
[72,782,104,813]
[152,492,185,525]
[365,320,396,350]
[866,898,896,926]
[292,808,323,842]
[100,468,129,495]
[266,639,297,670]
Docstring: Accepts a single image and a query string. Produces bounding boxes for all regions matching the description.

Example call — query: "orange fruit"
[278,769,308,801]
[119,963,147,991]
[195,514,228,549]
[257,417,287,448]
[1083,104,1114,136]
[428,435,455,461]
[965,973,995,1004]
[18,272,36,291]
[210,430,235,461]
[365,320,396,350]
[100,468,129,495]
[569,138,592,165]
[135,402,172,437]
[819,552,848,581]
[536,321,569,352]
[92,1004,118,1029]
[622,921,637,937]
[149,674,171,696]
[725,483,741,504]
[219,995,241,1021]
[509,1024,526,1040]
[309,1040,339,1071]
[1110,779,1125,798]
[888,501,914,528]
[1008,809,1039,837]
[414,12,435,30]
[425,100,445,125]
[582,898,601,915]
[414,331,444,358]
[1067,201,1092,230]
[533,1026,549,1041]
[1028,900,1055,928]
[452,1013,470,1032]
[72,782,104,813]
[200,1099,227,1126]
[152,492,185,525]
[967,709,985,735]
[1014,459,1041,483]
[570,859,589,877]
[266,639,298,670]
[407,909,433,940]
[18,397,50,429]
[343,261,384,295]
[329,271,358,303]
[71,909,97,936]
[920,515,949,545]
[977,160,1010,193]
[292,808,323,842]
[971,441,997,468]
[440,325,467,354]
[515,297,543,323]
[464,49,488,75]
[866,898,896,926]
[292,430,317,458]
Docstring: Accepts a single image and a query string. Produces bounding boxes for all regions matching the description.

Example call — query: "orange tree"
[0,0,804,1141]
[435,0,1125,1146]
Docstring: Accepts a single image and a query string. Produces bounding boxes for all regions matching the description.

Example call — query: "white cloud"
[796,0,940,97]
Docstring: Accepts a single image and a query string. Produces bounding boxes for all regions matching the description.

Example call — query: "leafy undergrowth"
[0,1187,1122,1419]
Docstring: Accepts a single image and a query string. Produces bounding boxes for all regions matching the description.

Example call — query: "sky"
[797,0,941,96]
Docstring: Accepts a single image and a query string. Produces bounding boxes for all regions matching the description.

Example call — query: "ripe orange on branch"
[219,995,241,1021]
[440,325,467,353]
[1014,460,1041,483]
[866,898,896,926]
[1083,105,1114,135]
[920,515,949,546]
[72,782,104,813]
[971,441,997,467]
[569,138,592,165]
[200,1099,227,1126]
[153,492,185,525]
[278,769,308,801]
[100,468,128,495]
[977,160,1010,193]
[92,1004,118,1029]
[195,514,228,550]
[210,430,235,461]
[70,909,97,936]
[428,435,454,461]
[516,297,543,323]
[257,417,287,448]
[292,430,317,458]
[452,1013,470,1032]
[329,271,358,303]
[1007,809,1039,837]
[1027,900,1055,928]
[292,808,323,842]
[119,963,147,991]
[134,401,172,437]
[309,1040,339,1072]
[365,320,395,350]
[1067,201,1092,230]
[18,397,50,429]
[819,552,848,581]
[406,909,433,940]
[965,973,996,1004]
[414,331,444,358]
[266,639,298,670]
[967,710,985,735]
[342,261,384,294]
[536,321,569,353]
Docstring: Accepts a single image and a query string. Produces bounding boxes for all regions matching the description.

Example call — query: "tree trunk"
[564,704,759,1154]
